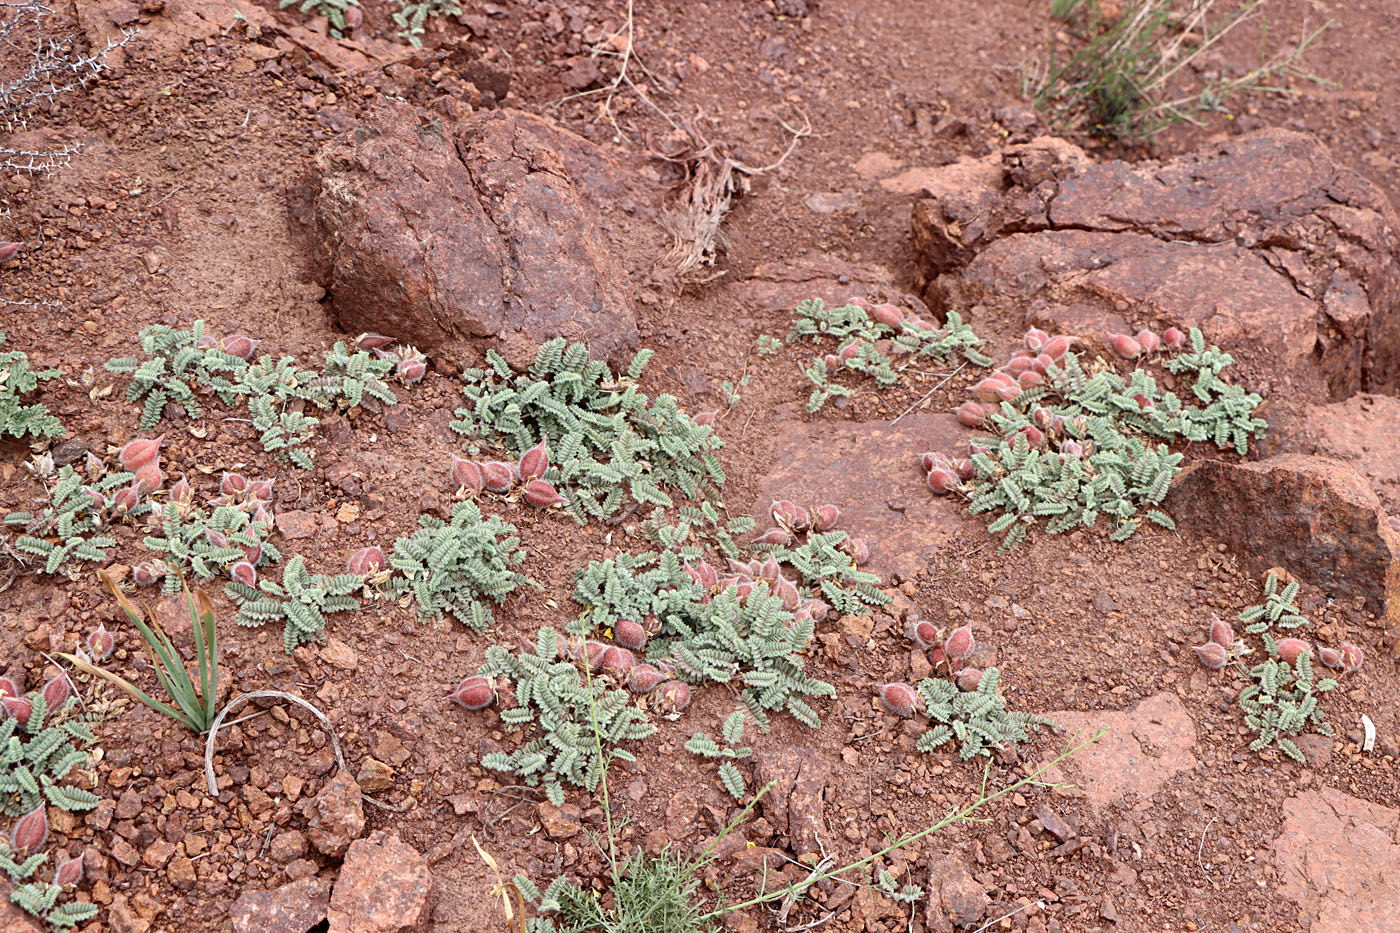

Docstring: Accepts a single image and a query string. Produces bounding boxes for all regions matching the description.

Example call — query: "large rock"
[1285,394,1400,515]
[328,831,432,933]
[306,770,366,858]
[925,847,989,932]
[911,130,1400,398]
[230,877,331,933]
[751,748,830,859]
[1170,455,1400,624]
[1272,786,1400,933]
[755,413,973,580]
[314,103,640,369]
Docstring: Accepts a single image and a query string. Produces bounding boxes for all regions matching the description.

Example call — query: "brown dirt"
[1,1,1398,931]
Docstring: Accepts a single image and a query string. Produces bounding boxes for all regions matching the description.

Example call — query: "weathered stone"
[537,801,582,840]
[231,877,331,933]
[1285,394,1400,515]
[752,748,830,858]
[925,847,989,932]
[307,770,365,858]
[269,830,309,863]
[754,413,971,579]
[1044,692,1197,811]
[1272,786,1400,932]
[314,103,639,370]
[356,758,395,794]
[1170,455,1400,624]
[328,831,432,933]
[912,130,1400,398]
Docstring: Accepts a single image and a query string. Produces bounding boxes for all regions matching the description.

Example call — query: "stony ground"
[2,1,1399,932]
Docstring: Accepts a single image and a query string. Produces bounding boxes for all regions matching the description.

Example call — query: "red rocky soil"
[2,1,1399,931]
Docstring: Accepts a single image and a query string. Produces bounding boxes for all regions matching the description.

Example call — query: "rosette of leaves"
[639,502,756,562]
[4,466,138,574]
[773,531,890,614]
[387,502,529,632]
[877,868,924,906]
[787,298,994,411]
[479,627,655,806]
[451,340,725,522]
[1238,572,1307,634]
[914,669,1053,759]
[684,710,752,800]
[0,332,63,439]
[0,837,97,929]
[103,321,241,429]
[0,694,98,817]
[236,356,322,469]
[226,555,361,652]
[305,342,396,411]
[1239,650,1335,763]
[142,502,280,592]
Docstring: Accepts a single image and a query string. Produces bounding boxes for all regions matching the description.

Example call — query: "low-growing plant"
[926,326,1266,549]
[104,322,226,429]
[474,627,656,806]
[0,685,98,817]
[451,340,724,523]
[638,503,756,562]
[1026,0,1330,139]
[306,341,397,410]
[4,463,142,574]
[226,555,361,653]
[781,298,993,411]
[0,332,63,439]
[912,670,1054,759]
[1238,571,1307,633]
[0,820,96,929]
[141,501,280,592]
[279,0,360,38]
[387,501,529,631]
[64,571,221,734]
[684,710,752,800]
[392,0,461,46]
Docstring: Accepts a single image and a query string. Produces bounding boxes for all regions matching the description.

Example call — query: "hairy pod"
[448,676,496,710]
[841,537,870,565]
[87,624,115,662]
[450,455,483,493]
[1024,328,1049,352]
[613,619,647,651]
[1192,642,1227,670]
[518,440,549,481]
[132,562,162,587]
[2,696,32,725]
[754,526,790,546]
[1276,638,1311,664]
[1042,335,1071,359]
[0,678,17,700]
[694,410,718,427]
[42,674,70,710]
[1136,329,1161,353]
[347,546,386,576]
[926,468,958,495]
[111,484,142,513]
[220,472,248,496]
[220,335,259,361]
[249,478,274,501]
[355,333,396,351]
[657,680,691,713]
[804,599,831,623]
[955,667,983,692]
[871,303,904,327]
[907,619,938,649]
[628,664,665,694]
[1208,616,1235,648]
[878,683,918,717]
[1108,333,1142,359]
[1162,327,1187,349]
[53,853,84,888]
[396,357,427,384]
[956,400,987,427]
[522,479,566,508]
[118,435,163,472]
[943,624,976,660]
[815,504,840,531]
[1017,370,1044,389]
[134,462,165,494]
[480,461,516,493]
[9,804,47,854]
[601,646,636,676]
[230,561,258,587]
[776,576,801,611]
[0,242,21,263]
[1340,643,1365,674]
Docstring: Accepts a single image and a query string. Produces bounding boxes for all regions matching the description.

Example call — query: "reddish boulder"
[925,847,989,932]
[327,831,432,933]
[1285,394,1400,516]
[306,770,365,858]
[1170,455,1400,624]
[912,129,1400,398]
[314,103,639,369]
[752,747,830,859]
[230,877,331,933]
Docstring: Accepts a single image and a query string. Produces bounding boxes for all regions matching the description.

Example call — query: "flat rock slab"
[754,413,971,579]
[1044,692,1197,811]
[1171,454,1400,624]
[911,129,1400,398]
[1272,786,1400,932]
[328,831,431,933]
[230,877,330,933]
[1288,394,1400,515]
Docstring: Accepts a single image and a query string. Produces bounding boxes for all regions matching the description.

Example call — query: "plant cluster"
[926,326,1266,549]
[225,555,361,653]
[451,340,725,523]
[106,324,421,468]
[781,298,993,412]
[0,332,63,439]
[386,501,530,632]
[0,677,98,818]
[3,458,145,575]
[448,440,567,510]
[279,0,361,38]
[1191,573,1363,763]
[684,710,752,800]
[0,821,94,929]
[638,502,756,563]
[1026,0,1329,139]
[140,495,280,594]
[473,627,656,806]
[392,0,460,46]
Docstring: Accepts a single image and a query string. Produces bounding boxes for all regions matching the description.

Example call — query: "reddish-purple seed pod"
[907,619,938,649]
[754,527,790,546]
[944,624,975,661]
[815,504,840,531]
[1017,370,1044,388]
[956,401,987,427]
[771,499,798,529]
[759,555,780,582]
[1132,393,1155,411]
[1136,329,1161,353]
[842,537,870,565]
[0,678,17,700]
[601,646,636,676]
[253,504,274,526]
[1205,619,1232,647]
[628,664,665,694]
[111,484,142,513]
[823,353,841,373]
[776,577,800,611]
[355,333,395,351]
[613,619,647,651]
[1193,642,1227,670]
[693,410,718,427]
[118,436,163,472]
[955,667,983,692]
[82,486,105,511]
[220,335,259,361]
[132,562,161,587]
[480,461,515,493]
[206,528,229,548]
[84,452,103,476]
[220,472,248,496]
[170,476,192,502]
[243,542,263,566]
[522,479,566,508]
[1109,333,1142,359]
[1060,440,1083,459]
[134,462,164,494]
[1003,356,1032,376]
[1317,645,1344,669]
[2,696,32,725]
[1042,335,1071,359]
[871,303,904,327]
[1340,644,1364,674]
[448,676,496,710]
[1019,425,1045,447]
[396,357,427,384]
[973,378,1004,404]
[804,599,830,623]
[249,478,274,501]
[847,296,870,309]
[346,546,386,576]
[927,469,958,495]
[53,853,83,888]
[1032,353,1056,377]
[9,804,47,855]
[0,242,21,263]
[450,455,484,493]
[995,380,1022,402]
[951,458,974,480]
[1276,638,1311,665]
[87,624,115,661]
[42,674,70,710]
[657,680,691,713]
[575,640,608,671]
[230,561,257,587]
[1163,327,1187,349]
[790,504,811,530]
[878,683,918,717]
[1024,328,1049,352]
[839,339,864,363]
